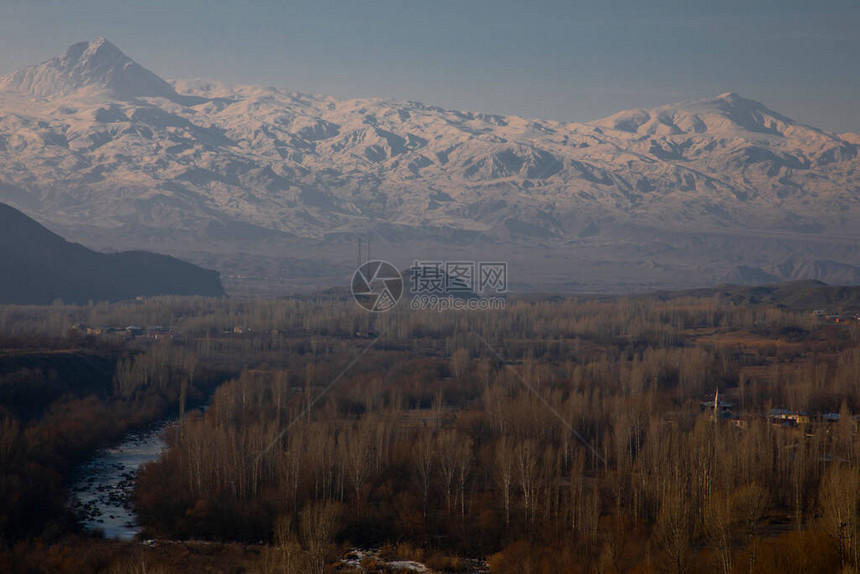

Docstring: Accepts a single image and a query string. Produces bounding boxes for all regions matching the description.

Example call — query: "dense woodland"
[1,293,860,572]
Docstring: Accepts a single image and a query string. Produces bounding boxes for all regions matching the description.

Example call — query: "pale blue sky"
[1,0,858,132]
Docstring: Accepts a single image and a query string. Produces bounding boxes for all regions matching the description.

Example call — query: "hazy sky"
[1,0,859,132]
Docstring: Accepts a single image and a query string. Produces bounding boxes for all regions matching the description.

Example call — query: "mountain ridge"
[0,38,858,292]
[0,202,224,304]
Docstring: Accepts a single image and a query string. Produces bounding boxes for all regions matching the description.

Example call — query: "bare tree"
[273,514,305,573]
[437,430,459,515]
[300,501,341,574]
[733,483,767,574]
[451,347,470,380]
[704,491,733,574]
[654,480,695,574]
[454,436,473,519]
[342,423,372,515]
[514,439,540,525]
[819,466,860,571]
[414,431,435,518]
[495,437,514,526]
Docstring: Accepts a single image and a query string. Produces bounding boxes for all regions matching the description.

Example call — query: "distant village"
[701,390,858,433]
[73,324,175,340]
[70,324,261,340]
[811,309,860,323]
[696,307,860,433]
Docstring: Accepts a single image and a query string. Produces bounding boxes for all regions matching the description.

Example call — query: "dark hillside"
[648,279,860,311]
[0,351,115,420]
[0,203,224,304]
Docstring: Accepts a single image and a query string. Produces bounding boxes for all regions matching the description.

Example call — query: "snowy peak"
[0,37,178,100]
[65,37,123,63]
[705,91,797,133]
[591,92,800,137]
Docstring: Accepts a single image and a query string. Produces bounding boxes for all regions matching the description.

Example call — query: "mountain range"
[1,38,859,293]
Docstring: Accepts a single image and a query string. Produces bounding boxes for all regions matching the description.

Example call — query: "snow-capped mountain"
[1,39,858,291]
[0,38,179,101]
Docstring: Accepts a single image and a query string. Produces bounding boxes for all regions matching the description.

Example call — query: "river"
[68,419,174,540]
